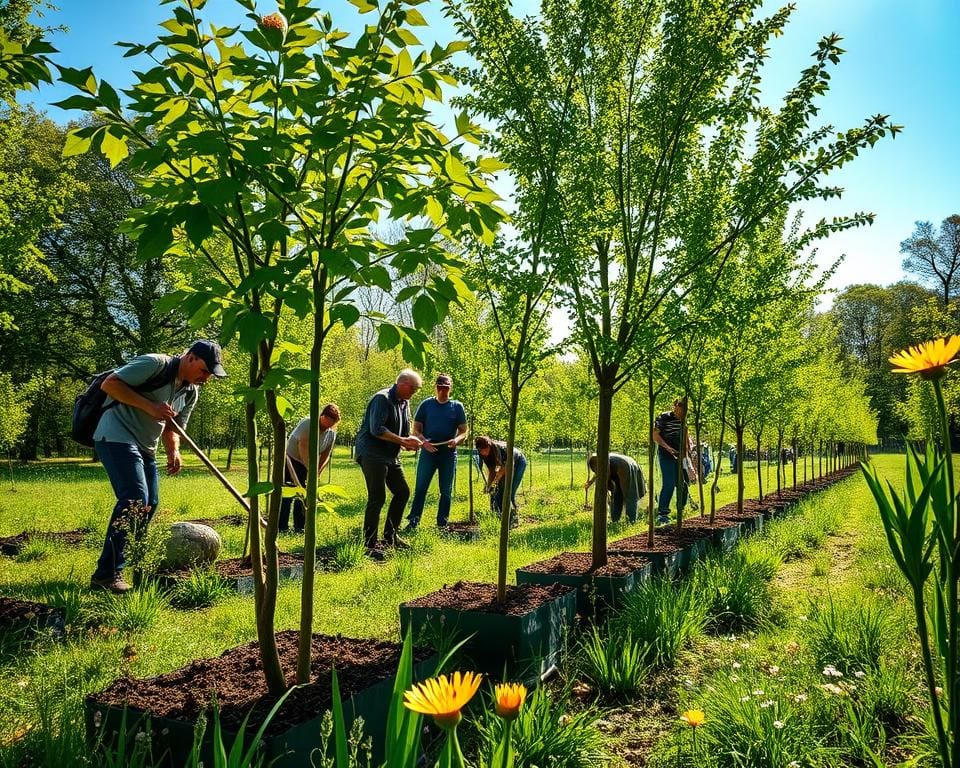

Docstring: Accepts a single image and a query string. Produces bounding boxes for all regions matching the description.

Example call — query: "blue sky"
[22,0,960,306]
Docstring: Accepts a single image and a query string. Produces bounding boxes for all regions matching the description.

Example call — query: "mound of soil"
[89,631,433,735]
[609,523,707,554]
[520,551,650,579]
[403,581,573,616]
[0,596,59,625]
[0,528,90,556]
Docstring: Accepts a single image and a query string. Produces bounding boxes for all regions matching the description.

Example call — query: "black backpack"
[71,356,181,447]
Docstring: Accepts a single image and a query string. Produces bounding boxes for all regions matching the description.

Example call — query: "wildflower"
[740,642,751,649]
[93,711,102,727]
[730,675,740,682]
[822,683,845,696]
[889,336,960,380]
[752,689,765,697]
[793,693,807,703]
[494,682,526,720]
[785,641,800,655]
[259,12,288,33]
[768,665,780,675]
[740,695,751,702]
[773,720,784,729]
[788,762,800,768]
[821,665,842,678]
[404,671,482,729]
[936,686,944,697]
[135,731,147,742]
[760,700,775,709]
[731,661,742,669]
[680,709,705,729]
[853,671,865,679]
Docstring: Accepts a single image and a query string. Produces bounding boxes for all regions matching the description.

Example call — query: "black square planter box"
[85,632,435,768]
[399,582,576,688]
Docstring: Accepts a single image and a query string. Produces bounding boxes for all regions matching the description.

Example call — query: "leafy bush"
[170,568,230,610]
[94,582,168,633]
[579,625,653,699]
[805,593,899,674]
[615,578,707,667]
[700,672,824,768]
[475,686,608,768]
[333,538,365,571]
[693,551,776,633]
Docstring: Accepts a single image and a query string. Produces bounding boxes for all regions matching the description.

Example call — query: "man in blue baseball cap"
[90,340,227,593]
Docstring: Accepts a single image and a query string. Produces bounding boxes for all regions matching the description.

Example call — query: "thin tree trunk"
[776,430,784,497]
[647,368,657,545]
[736,425,745,516]
[497,379,522,603]
[695,418,705,517]
[591,383,614,569]
[468,414,475,524]
[756,433,763,503]
[792,436,797,489]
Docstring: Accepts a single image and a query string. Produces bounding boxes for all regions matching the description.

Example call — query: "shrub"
[333,538,365,571]
[475,686,608,768]
[693,551,776,633]
[579,625,653,699]
[615,578,707,667]
[805,593,899,674]
[170,568,230,610]
[94,582,168,633]
[701,672,824,768]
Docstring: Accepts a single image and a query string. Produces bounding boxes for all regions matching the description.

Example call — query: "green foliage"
[692,550,777,633]
[804,592,900,676]
[476,686,608,768]
[170,568,231,610]
[614,578,707,668]
[92,582,169,634]
[578,625,653,699]
[333,538,367,571]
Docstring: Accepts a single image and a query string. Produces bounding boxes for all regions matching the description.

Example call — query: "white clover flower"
[773,720,784,729]
[799,614,808,621]
[740,642,751,649]
[854,671,865,679]
[752,689,765,697]
[732,661,742,669]
[740,695,751,702]
[760,700,775,709]
[793,693,807,703]
[788,761,800,768]
[768,665,780,675]
[822,683,845,696]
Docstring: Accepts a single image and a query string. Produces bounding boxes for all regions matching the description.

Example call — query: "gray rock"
[162,522,221,570]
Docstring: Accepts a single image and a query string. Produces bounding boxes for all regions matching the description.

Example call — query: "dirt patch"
[0,528,90,556]
[0,597,59,625]
[402,581,574,616]
[442,522,482,540]
[609,524,706,554]
[159,553,303,579]
[184,515,246,527]
[89,631,432,735]
[520,551,650,579]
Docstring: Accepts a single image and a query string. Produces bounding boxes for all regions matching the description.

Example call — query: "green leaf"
[100,129,129,168]
[245,481,273,496]
[237,312,274,352]
[50,94,100,111]
[411,295,437,330]
[331,669,350,768]
[404,8,427,25]
[347,0,378,12]
[184,205,214,247]
[137,217,174,261]
[330,304,361,328]
[378,323,401,351]
[62,129,95,158]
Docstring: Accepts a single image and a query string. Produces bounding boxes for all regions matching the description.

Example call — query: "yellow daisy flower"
[889,336,960,380]
[494,682,527,720]
[403,671,482,729]
[680,709,705,728]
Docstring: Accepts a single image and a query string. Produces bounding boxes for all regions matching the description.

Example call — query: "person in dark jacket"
[354,369,423,552]
[585,453,646,523]
[652,397,696,525]
[475,436,526,525]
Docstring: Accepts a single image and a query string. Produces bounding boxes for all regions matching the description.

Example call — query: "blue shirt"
[413,397,467,447]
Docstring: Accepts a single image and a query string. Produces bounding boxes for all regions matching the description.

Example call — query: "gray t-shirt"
[285,418,336,465]
[94,354,198,455]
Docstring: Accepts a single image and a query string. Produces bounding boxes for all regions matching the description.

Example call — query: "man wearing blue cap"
[90,340,227,593]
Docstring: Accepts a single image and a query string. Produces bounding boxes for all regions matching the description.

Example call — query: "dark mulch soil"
[0,596,59,625]
[159,553,303,579]
[403,581,574,616]
[89,631,432,735]
[0,528,90,556]
[184,514,246,527]
[679,517,742,536]
[520,551,650,579]
[609,524,707,554]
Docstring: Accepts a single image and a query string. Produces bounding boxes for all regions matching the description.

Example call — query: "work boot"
[90,573,132,594]
[386,535,411,551]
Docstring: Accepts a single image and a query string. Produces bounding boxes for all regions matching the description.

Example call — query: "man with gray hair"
[355,368,423,555]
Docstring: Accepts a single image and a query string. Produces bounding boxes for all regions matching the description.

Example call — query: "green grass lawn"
[0,448,877,766]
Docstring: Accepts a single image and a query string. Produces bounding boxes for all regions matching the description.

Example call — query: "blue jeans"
[657,451,687,520]
[491,456,526,517]
[94,440,159,579]
[408,448,457,527]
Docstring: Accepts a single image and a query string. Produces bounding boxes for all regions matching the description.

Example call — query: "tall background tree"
[901,215,960,307]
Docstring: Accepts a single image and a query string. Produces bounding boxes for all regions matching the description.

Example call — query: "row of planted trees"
[11,0,895,698]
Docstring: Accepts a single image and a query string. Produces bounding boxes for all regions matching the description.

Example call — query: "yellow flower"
[494,682,527,720]
[403,671,482,729]
[680,709,705,728]
[889,336,960,380]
